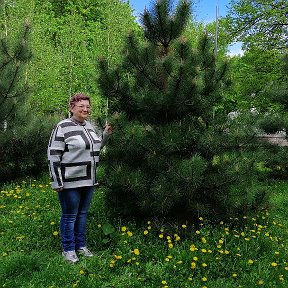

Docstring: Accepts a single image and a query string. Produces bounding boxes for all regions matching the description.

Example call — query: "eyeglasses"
[74,105,91,110]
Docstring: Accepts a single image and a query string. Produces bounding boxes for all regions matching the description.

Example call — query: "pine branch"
[116,119,154,154]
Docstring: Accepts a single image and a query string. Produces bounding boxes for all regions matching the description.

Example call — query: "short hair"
[69,93,91,108]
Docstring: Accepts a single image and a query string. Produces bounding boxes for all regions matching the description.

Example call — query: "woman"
[47,93,112,263]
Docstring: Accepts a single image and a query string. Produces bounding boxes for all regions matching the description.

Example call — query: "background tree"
[227,48,286,110]
[225,0,288,51]
[98,0,269,221]
[0,1,55,182]
[28,0,139,117]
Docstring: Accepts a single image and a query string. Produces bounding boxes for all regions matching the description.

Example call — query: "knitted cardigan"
[47,118,109,189]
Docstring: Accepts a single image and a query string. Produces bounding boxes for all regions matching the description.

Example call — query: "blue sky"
[127,0,230,23]
[126,0,243,56]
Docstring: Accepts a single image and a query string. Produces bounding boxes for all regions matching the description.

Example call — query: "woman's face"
[70,99,91,122]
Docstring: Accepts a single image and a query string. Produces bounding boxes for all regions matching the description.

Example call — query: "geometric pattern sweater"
[47,118,109,189]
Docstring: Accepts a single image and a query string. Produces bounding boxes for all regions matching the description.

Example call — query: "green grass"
[0,177,287,288]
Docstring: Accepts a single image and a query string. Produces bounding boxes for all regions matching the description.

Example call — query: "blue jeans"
[58,186,95,252]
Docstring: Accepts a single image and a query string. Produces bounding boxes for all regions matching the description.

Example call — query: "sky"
[128,0,230,23]
[126,0,243,56]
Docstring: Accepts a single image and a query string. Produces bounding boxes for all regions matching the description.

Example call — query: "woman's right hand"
[104,124,113,135]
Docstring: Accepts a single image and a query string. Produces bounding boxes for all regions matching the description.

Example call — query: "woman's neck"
[71,116,85,125]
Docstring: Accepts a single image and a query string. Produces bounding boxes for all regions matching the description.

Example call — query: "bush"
[0,114,56,182]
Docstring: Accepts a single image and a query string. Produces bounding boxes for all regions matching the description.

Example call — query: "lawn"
[0,177,287,288]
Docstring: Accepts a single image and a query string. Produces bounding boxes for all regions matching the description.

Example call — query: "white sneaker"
[77,247,94,257]
[62,250,79,263]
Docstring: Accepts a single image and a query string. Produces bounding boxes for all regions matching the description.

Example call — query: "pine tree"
[0,8,54,182]
[98,0,269,220]
[0,21,31,126]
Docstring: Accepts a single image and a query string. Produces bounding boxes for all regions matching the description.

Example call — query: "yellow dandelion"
[284,267,288,271]
[188,277,193,281]
[232,273,237,277]
[182,224,187,228]
[50,222,55,225]
[114,255,122,259]
[201,237,207,243]
[279,275,284,281]
[168,243,173,248]
[159,234,164,239]
[52,231,59,236]
[257,280,264,285]
[271,262,278,267]
[193,256,198,261]
[161,280,167,285]
[201,277,208,282]
[201,263,208,267]
[191,262,196,269]
[199,217,204,221]
[144,230,149,235]
[201,249,207,253]
[274,251,280,255]
[174,234,180,241]
[127,231,133,237]
[97,224,101,228]
[79,269,85,275]
[121,226,127,232]
[196,230,201,234]
[248,259,254,264]
[190,244,198,251]
[133,249,140,255]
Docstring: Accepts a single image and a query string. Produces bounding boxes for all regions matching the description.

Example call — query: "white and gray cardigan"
[47,118,109,189]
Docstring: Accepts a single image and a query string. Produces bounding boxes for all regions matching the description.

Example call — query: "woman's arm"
[47,124,65,190]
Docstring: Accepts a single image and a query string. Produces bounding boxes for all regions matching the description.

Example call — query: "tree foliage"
[0,7,55,182]
[6,0,140,116]
[227,48,286,109]
[0,22,31,124]
[226,0,288,50]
